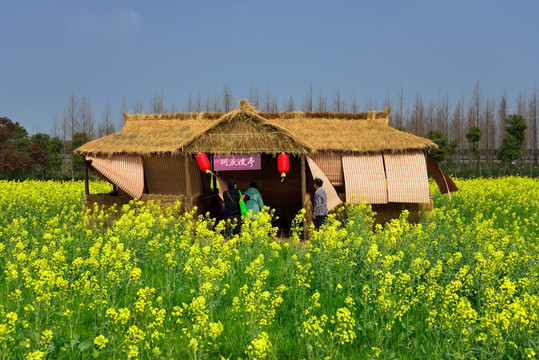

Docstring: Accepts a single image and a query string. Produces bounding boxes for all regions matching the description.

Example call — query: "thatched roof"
[75,100,437,156]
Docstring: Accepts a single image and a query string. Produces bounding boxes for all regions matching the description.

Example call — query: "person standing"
[223,179,250,236]
[244,182,264,216]
[312,177,328,230]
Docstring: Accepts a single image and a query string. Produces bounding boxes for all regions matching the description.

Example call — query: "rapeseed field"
[0,177,538,359]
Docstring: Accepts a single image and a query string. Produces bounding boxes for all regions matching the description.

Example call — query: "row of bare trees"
[52,92,116,142]
[52,83,538,171]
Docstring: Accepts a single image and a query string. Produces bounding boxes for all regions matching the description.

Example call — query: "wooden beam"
[184,155,193,211]
[300,155,307,240]
[84,160,90,196]
[301,155,307,202]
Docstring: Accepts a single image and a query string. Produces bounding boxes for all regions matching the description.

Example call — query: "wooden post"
[184,155,193,211]
[200,164,207,209]
[84,160,90,196]
[300,155,307,240]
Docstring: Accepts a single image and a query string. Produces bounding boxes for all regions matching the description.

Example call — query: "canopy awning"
[384,151,430,204]
[342,154,389,204]
[87,155,144,199]
[306,156,342,210]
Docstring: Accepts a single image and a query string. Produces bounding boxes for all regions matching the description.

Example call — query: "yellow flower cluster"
[0,177,537,359]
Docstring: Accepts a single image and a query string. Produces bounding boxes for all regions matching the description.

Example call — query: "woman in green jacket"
[244,182,264,216]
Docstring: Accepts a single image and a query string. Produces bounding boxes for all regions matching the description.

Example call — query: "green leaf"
[78,340,92,351]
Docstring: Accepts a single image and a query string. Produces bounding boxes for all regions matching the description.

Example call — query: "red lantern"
[196,153,212,174]
[277,153,289,182]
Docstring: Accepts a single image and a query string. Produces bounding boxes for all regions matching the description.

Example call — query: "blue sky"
[1,0,538,135]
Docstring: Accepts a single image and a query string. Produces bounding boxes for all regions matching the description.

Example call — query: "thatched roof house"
[76,100,456,224]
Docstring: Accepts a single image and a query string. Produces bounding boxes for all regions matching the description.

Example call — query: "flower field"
[1,177,538,359]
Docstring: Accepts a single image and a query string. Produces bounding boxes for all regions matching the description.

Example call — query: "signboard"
[213,154,261,171]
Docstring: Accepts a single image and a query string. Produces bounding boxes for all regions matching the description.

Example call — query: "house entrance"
[202,154,305,233]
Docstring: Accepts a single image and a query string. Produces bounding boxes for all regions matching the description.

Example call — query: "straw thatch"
[75,100,437,157]
[178,101,312,155]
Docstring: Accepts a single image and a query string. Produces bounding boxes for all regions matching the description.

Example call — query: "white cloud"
[67,7,143,38]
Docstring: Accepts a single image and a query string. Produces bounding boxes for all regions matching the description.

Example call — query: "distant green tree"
[8,121,30,152]
[0,117,31,178]
[28,143,49,179]
[426,130,449,163]
[466,126,483,176]
[497,114,527,174]
[30,133,50,150]
[47,136,64,178]
[29,133,64,178]
[505,114,527,143]
[425,130,459,173]
[71,132,89,179]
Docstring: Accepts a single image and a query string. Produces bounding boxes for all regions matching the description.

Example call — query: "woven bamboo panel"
[306,156,342,210]
[384,151,430,204]
[311,152,344,186]
[342,154,388,204]
[88,155,144,199]
[143,155,185,195]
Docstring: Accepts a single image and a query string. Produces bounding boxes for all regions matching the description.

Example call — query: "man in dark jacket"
[223,178,250,236]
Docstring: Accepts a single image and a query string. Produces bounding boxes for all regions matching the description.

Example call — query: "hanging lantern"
[277,153,289,182]
[196,153,212,174]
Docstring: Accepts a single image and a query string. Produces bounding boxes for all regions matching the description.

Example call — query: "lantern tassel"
[281,172,286,182]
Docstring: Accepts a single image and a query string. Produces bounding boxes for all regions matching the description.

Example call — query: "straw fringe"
[77,101,435,157]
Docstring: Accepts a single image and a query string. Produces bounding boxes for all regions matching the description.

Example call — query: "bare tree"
[150,90,166,114]
[62,91,79,141]
[364,98,377,112]
[409,93,425,135]
[283,94,296,112]
[132,98,144,114]
[497,91,508,148]
[51,112,60,138]
[391,87,405,128]
[221,82,234,112]
[210,94,221,112]
[382,94,391,112]
[529,85,538,168]
[332,89,346,112]
[350,90,360,113]
[450,97,465,172]
[484,97,496,171]
[169,102,179,113]
[470,82,483,127]
[316,91,327,112]
[205,95,213,112]
[435,93,450,135]
[426,100,435,133]
[248,84,260,110]
[185,92,203,112]
[262,87,278,112]
[194,93,203,113]
[79,95,95,140]
[516,90,527,115]
[302,85,313,112]
[185,92,194,112]
[98,101,115,137]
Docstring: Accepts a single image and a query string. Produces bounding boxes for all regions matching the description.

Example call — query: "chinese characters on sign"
[213,154,261,171]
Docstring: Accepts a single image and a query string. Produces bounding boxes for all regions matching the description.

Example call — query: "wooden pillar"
[300,155,307,203]
[184,155,193,211]
[200,165,207,208]
[300,154,308,240]
[84,160,90,196]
